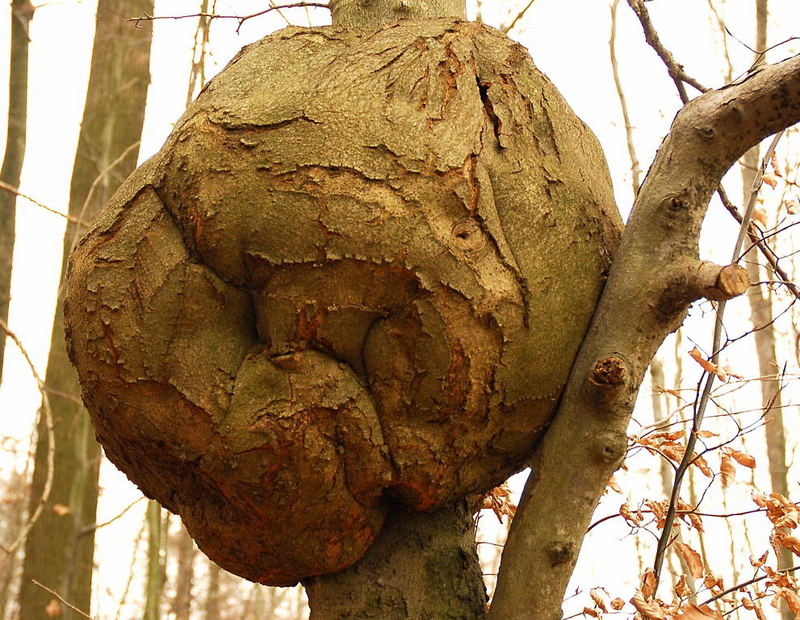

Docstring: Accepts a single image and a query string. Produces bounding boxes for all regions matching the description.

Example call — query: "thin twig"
[0,180,82,224]
[651,132,784,587]
[31,579,94,619]
[700,564,800,606]
[0,318,55,557]
[130,3,330,33]
[80,496,145,536]
[625,0,708,102]
[501,0,536,34]
[74,140,141,237]
[609,0,642,195]
[716,185,800,299]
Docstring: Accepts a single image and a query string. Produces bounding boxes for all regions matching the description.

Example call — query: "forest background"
[0,0,799,618]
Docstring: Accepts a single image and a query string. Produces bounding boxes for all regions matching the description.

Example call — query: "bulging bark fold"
[65,18,621,585]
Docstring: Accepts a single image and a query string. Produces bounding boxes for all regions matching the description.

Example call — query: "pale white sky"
[1,1,799,618]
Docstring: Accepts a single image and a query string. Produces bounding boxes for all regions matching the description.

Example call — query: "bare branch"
[651,131,783,588]
[0,318,54,557]
[30,579,93,619]
[609,0,642,195]
[130,2,330,33]
[716,186,800,299]
[501,0,536,35]
[0,180,82,224]
[625,0,708,102]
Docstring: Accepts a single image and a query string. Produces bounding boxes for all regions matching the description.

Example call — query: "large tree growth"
[62,0,800,618]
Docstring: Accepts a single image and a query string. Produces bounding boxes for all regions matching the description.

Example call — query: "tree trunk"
[144,500,164,620]
[172,523,196,620]
[303,500,487,619]
[0,0,33,381]
[740,5,792,616]
[204,562,221,620]
[330,0,465,29]
[17,2,153,618]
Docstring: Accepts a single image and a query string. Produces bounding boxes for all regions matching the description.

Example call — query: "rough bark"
[488,53,800,620]
[64,14,620,591]
[0,0,33,381]
[303,500,486,619]
[17,3,153,619]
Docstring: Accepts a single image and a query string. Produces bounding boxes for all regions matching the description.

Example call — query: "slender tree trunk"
[204,562,221,620]
[144,500,164,620]
[0,0,33,381]
[17,2,153,618]
[740,7,792,616]
[172,523,196,620]
[0,472,26,620]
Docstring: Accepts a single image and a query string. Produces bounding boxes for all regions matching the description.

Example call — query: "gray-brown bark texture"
[65,18,621,586]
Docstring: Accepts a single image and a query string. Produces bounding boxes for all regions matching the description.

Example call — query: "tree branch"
[130,3,330,33]
[488,53,800,620]
[625,0,708,101]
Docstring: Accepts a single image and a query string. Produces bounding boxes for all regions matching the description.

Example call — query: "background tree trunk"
[17,2,153,618]
[0,0,33,381]
[740,5,792,617]
[330,0,465,29]
[144,500,164,620]
[204,562,221,620]
[171,523,195,620]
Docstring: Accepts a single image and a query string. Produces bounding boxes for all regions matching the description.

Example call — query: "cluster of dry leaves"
[579,385,800,619]
[583,490,800,619]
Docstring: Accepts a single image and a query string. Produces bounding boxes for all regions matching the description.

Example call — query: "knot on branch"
[588,356,628,394]
[657,260,749,321]
[547,541,576,567]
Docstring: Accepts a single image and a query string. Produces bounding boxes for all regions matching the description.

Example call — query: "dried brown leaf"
[641,568,657,600]
[673,603,723,619]
[750,551,768,568]
[778,588,800,614]
[674,542,704,580]
[688,347,727,381]
[52,503,71,516]
[630,590,667,620]
[45,600,62,617]
[720,454,734,489]
[590,588,608,612]
[728,449,756,469]
[620,502,644,526]
[761,172,780,188]
[674,575,690,598]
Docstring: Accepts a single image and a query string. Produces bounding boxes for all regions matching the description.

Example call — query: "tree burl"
[64,19,621,586]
